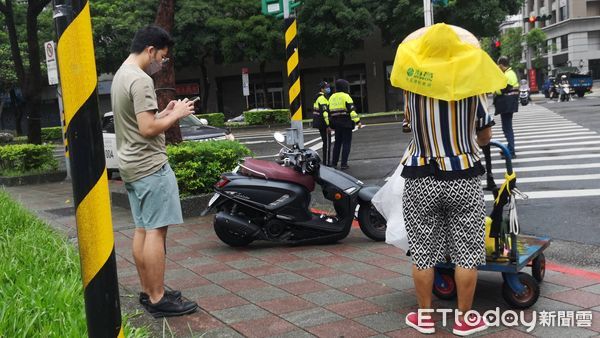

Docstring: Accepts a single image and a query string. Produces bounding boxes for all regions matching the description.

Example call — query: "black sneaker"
[484,177,497,191]
[139,290,182,305]
[145,295,198,318]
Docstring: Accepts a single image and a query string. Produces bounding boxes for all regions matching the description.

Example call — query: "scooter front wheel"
[357,203,386,241]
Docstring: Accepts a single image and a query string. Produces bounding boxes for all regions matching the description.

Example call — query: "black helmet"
[318,81,329,90]
[335,79,349,93]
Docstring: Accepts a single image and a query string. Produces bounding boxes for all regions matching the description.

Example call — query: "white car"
[102,112,234,179]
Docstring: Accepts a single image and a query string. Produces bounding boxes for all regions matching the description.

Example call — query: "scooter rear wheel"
[357,203,386,241]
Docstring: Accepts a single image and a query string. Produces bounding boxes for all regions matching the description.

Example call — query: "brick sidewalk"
[5,181,600,337]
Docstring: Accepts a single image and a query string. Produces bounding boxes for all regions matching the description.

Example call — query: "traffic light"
[495,40,501,48]
[523,14,552,23]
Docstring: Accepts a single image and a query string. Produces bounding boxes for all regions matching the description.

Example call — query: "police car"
[102,112,234,179]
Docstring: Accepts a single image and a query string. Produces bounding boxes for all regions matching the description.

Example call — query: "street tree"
[298,0,374,78]
[526,28,549,70]
[500,27,525,72]
[174,0,219,113]
[211,0,283,108]
[0,0,53,142]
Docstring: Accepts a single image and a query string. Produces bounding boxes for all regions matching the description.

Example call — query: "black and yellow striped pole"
[283,1,304,147]
[52,0,123,336]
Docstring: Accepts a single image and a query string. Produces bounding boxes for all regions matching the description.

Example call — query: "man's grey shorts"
[124,163,183,230]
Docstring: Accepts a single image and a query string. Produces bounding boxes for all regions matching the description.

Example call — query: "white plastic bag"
[372,163,409,252]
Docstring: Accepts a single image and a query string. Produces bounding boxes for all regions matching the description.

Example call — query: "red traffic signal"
[495,40,501,48]
[529,16,537,23]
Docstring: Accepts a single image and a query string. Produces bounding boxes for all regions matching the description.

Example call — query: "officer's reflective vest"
[326,92,359,128]
[312,92,329,129]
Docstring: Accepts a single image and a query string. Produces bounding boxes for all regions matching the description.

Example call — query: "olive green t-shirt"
[110,64,167,182]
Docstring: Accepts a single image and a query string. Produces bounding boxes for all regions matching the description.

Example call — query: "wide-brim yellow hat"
[390,23,507,101]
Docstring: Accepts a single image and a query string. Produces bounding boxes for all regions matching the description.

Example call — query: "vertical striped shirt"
[401,91,494,173]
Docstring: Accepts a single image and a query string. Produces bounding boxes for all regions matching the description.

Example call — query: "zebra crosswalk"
[483,103,600,201]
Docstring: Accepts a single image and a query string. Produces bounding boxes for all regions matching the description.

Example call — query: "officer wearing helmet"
[327,79,361,170]
[313,81,331,165]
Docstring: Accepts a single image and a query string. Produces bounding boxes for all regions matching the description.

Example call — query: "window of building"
[560,35,569,51]
[551,10,557,24]
[587,1,600,16]
[559,5,568,21]
[589,31,600,51]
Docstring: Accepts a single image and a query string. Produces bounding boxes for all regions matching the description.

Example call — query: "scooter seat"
[240,158,315,192]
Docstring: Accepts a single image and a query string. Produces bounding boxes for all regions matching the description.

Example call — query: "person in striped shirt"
[389,23,507,336]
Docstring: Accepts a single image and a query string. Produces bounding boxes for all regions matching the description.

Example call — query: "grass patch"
[0,190,149,337]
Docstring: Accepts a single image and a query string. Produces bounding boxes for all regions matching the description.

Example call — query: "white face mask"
[146,58,162,76]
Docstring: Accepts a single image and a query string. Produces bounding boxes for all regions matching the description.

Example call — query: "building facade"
[523,0,600,79]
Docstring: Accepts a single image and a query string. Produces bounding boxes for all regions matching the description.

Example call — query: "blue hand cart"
[433,141,551,309]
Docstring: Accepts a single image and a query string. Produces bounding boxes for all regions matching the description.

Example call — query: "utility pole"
[283,0,304,148]
[423,0,433,27]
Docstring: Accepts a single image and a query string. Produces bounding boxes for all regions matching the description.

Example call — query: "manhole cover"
[45,207,75,217]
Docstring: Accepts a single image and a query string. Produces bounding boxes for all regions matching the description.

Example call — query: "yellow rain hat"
[390,23,507,101]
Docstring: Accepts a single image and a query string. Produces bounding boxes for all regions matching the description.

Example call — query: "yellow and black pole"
[283,0,304,147]
[52,0,123,337]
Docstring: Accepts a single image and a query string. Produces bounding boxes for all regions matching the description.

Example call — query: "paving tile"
[185,284,230,299]
[211,304,270,324]
[220,278,270,292]
[317,273,367,288]
[387,327,456,337]
[581,284,600,296]
[546,290,600,308]
[266,329,315,338]
[259,272,308,286]
[341,282,396,298]
[203,270,250,283]
[277,280,330,296]
[281,307,344,328]
[240,265,289,277]
[529,297,584,312]
[176,256,219,269]
[354,311,406,333]
[539,282,572,297]
[325,299,385,318]
[330,261,375,273]
[379,275,415,291]
[277,260,322,271]
[189,262,232,275]
[348,267,402,282]
[309,254,355,266]
[300,289,357,306]
[306,318,377,338]
[225,258,269,270]
[290,249,332,259]
[367,291,417,311]
[258,296,315,315]
[231,315,297,338]
[295,266,340,279]
[201,326,246,338]
[259,253,301,264]
[515,324,597,337]
[196,293,249,311]
[545,273,600,289]
[213,252,253,263]
[237,286,292,303]
[164,309,224,335]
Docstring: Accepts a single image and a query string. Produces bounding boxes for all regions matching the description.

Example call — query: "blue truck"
[542,67,593,98]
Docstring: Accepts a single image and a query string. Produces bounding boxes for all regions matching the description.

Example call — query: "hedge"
[243,109,290,125]
[196,113,225,127]
[41,127,63,142]
[167,140,252,197]
[0,144,58,176]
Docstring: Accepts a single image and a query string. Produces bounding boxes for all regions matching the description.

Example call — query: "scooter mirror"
[273,132,286,143]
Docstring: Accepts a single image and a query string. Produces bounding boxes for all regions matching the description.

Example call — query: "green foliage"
[174,0,219,67]
[500,28,525,72]
[41,126,63,142]
[526,28,548,70]
[0,191,150,337]
[243,109,290,125]
[167,140,252,196]
[299,0,374,58]
[0,144,57,176]
[196,113,225,127]
[90,0,155,74]
[12,136,28,144]
[365,0,423,45]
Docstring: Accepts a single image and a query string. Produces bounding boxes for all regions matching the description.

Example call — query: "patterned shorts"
[402,176,486,270]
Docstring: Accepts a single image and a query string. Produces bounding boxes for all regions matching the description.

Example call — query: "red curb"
[546,262,600,282]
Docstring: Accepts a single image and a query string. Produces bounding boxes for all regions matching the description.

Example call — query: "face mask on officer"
[324,87,331,95]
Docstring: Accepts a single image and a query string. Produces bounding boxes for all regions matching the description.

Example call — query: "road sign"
[44,41,59,85]
[242,68,250,96]
[261,0,301,18]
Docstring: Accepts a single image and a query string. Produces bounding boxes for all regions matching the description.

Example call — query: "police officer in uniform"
[313,81,331,165]
[327,79,361,170]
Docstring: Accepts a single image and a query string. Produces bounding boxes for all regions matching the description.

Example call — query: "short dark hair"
[497,56,510,67]
[130,25,174,54]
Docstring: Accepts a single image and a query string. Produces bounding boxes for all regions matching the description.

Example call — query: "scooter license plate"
[208,193,220,207]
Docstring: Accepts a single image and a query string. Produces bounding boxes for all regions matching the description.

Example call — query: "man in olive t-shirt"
[110,25,197,318]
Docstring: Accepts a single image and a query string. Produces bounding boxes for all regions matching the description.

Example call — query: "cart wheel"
[502,272,540,309]
[532,254,546,282]
[433,269,457,300]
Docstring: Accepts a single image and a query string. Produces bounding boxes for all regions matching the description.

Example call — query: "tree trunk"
[24,3,46,145]
[199,53,210,113]
[0,100,4,130]
[9,88,23,135]
[154,0,181,145]
[260,61,268,108]
[337,53,345,79]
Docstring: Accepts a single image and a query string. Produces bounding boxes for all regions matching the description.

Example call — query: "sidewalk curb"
[546,262,600,281]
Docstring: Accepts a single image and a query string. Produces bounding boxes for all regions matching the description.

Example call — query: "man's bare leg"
[455,266,478,319]
[144,227,168,303]
[132,228,146,292]
[412,265,434,309]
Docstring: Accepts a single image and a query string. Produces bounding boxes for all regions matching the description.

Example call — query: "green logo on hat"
[407,68,414,77]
